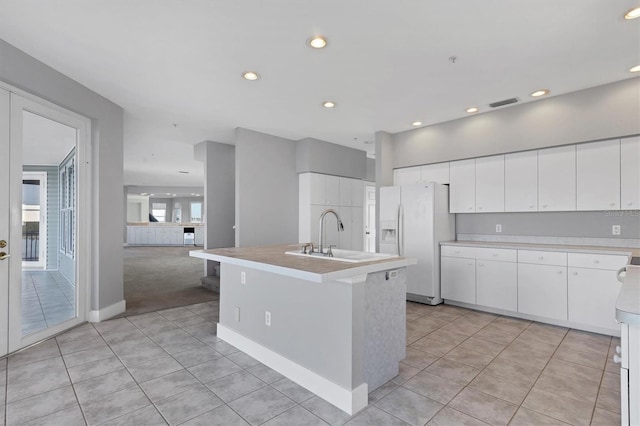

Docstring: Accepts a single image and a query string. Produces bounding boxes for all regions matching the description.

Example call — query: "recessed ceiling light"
[150,194,155,196]
[412,121,422,126]
[308,35,328,49]
[322,101,336,108]
[624,7,640,19]
[466,107,479,113]
[629,65,640,73]
[140,193,148,196]
[242,71,260,81]
[530,89,550,97]
[196,194,200,196]
[172,194,177,196]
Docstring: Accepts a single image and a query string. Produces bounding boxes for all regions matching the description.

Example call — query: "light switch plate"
[496,224,502,233]
[612,225,621,235]
[234,306,240,322]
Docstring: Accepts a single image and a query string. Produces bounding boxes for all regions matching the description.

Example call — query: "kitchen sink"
[285,248,398,263]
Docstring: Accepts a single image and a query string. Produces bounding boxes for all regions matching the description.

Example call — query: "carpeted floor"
[122,245,218,316]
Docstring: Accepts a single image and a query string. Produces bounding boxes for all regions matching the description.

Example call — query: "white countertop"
[616,265,640,326]
[190,244,417,283]
[441,240,638,257]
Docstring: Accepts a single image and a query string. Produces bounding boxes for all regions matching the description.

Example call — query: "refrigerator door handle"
[395,204,401,256]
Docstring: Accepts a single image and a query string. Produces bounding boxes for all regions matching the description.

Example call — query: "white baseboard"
[89,300,126,322]
[217,324,368,415]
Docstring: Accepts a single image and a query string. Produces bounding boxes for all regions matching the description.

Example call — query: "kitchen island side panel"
[220,263,360,389]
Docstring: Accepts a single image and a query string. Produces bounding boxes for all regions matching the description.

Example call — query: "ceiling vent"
[489,97,519,108]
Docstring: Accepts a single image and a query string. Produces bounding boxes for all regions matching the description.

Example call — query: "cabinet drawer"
[441,245,476,258]
[568,253,628,270]
[476,247,517,262]
[518,250,567,266]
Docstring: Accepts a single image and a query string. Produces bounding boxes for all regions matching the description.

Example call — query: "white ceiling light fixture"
[242,71,260,81]
[308,35,328,49]
[629,65,640,73]
[412,121,422,126]
[530,89,550,97]
[466,107,479,113]
[322,101,336,108]
[624,7,640,19]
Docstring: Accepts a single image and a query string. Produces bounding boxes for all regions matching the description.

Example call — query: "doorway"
[0,87,91,356]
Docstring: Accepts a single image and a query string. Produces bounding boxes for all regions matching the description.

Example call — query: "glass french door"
[0,87,90,356]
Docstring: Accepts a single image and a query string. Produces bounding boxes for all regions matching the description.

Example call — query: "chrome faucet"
[317,209,344,254]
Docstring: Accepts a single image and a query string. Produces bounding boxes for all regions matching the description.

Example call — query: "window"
[190,201,202,223]
[59,152,75,257]
[152,203,167,222]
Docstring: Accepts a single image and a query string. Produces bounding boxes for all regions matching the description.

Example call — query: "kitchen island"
[190,244,416,415]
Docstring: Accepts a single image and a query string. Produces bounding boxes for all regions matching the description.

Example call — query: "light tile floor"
[1,301,622,425]
[21,271,76,336]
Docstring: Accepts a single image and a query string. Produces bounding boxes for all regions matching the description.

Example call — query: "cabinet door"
[351,207,364,251]
[449,159,475,213]
[338,207,352,250]
[476,260,517,311]
[621,136,640,210]
[538,145,576,211]
[325,175,340,206]
[421,163,450,184]
[394,167,421,186]
[339,177,352,207]
[441,257,476,304]
[195,228,204,245]
[138,228,149,245]
[568,267,621,332]
[505,151,538,212]
[475,155,505,212]
[577,139,620,210]
[309,173,325,205]
[517,263,567,320]
[351,179,364,207]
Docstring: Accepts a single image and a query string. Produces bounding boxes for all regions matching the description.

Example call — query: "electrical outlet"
[240,271,246,284]
[612,225,621,236]
[389,270,398,279]
[496,224,502,233]
[234,306,240,322]
[265,311,271,327]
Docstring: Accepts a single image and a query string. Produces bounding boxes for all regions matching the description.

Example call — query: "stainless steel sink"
[285,248,398,263]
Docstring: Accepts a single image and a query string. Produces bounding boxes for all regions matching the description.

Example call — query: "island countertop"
[190,244,417,283]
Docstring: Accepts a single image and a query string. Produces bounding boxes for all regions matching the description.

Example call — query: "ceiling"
[1,1,638,186]
[23,111,76,165]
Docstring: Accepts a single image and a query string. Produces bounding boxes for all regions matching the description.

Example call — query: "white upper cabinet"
[309,173,325,205]
[576,139,620,211]
[351,179,365,207]
[538,145,576,211]
[339,177,352,207]
[505,151,538,212]
[475,155,505,212]
[449,159,476,213]
[421,162,450,184]
[325,175,340,206]
[621,136,640,210]
[394,167,421,186]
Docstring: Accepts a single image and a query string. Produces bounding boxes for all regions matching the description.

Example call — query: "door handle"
[0,252,10,261]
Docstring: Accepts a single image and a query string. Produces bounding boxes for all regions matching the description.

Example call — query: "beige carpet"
[122,246,218,316]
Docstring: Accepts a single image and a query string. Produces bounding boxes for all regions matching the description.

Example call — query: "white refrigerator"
[379,183,454,305]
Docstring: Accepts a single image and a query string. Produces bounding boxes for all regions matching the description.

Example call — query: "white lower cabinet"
[568,267,622,332]
[441,256,476,304]
[518,263,568,321]
[476,260,517,311]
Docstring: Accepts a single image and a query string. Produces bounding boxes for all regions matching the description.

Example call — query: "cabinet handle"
[492,253,498,257]
[478,263,484,267]
[613,354,622,364]
[542,204,548,208]
[455,251,460,254]
[468,207,473,210]
[478,206,483,210]
[572,272,578,276]
[538,256,544,260]
[467,262,473,266]
[627,202,633,207]
[610,202,615,207]
[593,259,599,264]
[557,270,563,275]
[529,205,534,209]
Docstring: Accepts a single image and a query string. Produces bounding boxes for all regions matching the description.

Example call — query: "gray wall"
[392,78,640,168]
[1,39,125,311]
[235,128,298,247]
[457,211,640,240]
[374,131,395,251]
[366,158,375,182]
[23,165,58,270]
[296,137,367,179]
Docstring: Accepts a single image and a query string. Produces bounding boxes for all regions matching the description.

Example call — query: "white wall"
[235,128,298,247]
[0,39,124,311]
